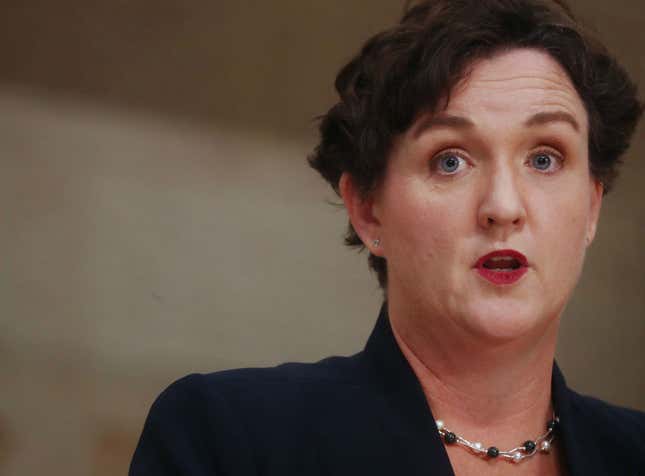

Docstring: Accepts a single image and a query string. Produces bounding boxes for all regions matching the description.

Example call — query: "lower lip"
[476,267,528,285]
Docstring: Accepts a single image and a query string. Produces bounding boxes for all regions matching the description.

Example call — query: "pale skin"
[340,48,603,476]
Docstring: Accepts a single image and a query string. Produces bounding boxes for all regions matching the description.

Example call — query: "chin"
[460,299,552,344]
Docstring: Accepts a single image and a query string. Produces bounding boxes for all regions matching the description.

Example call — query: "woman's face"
[368,48,603,341]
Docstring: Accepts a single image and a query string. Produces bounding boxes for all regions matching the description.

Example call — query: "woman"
[130,1,643,475]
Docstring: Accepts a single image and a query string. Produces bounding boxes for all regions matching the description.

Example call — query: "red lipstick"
[475,249,529,285]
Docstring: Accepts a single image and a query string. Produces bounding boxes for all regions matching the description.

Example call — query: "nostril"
[484,216,523,227]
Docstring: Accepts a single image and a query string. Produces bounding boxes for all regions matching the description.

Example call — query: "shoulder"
[199,353,366,399]
[149,351,366,413]
[204,352,365,386]
[181,353,372,436]
[130,353,370,475]
[567,389,645,436]
[564,388,645,468]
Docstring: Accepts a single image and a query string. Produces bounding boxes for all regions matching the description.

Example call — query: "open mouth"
[476,249,528,270]
[482,256,522,271]
[475,249,528,285]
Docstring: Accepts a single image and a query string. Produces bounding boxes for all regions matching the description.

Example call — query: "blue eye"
[532,153,552,170]
[529,151,562,173]
[437,154,464,174]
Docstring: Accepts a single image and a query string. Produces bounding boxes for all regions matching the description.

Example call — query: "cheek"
[535,188,590,286]
[382,182,472,268]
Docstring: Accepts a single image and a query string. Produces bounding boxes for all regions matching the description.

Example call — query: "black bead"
[444,432,457,444]
[487,446,499,458]
[523,440,536,452]
[546,419,558,431]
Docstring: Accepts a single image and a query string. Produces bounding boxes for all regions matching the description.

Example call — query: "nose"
[477,164,526,235]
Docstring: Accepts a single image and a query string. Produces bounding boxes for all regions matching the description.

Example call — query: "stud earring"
[372,238,381,247]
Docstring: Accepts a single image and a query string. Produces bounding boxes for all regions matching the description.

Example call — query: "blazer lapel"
[362,304,456,476]
[551,363,614,476]
[361,305,615,476]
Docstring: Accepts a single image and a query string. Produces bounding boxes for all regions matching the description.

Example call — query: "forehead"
[443,48,588,131]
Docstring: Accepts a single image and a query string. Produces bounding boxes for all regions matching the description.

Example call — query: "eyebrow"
[412,113,475,138]
[523,111,580,132]
[412,110,580,138]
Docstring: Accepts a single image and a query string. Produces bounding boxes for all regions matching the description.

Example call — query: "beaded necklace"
[436,415,559,463]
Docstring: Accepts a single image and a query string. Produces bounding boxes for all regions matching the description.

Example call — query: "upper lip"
[475,249,528,269]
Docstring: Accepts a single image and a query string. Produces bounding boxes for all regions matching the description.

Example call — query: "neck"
[387,299,560,450]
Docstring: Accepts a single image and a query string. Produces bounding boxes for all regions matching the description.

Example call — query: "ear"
[585,178,603,247]
[339,173,384,256]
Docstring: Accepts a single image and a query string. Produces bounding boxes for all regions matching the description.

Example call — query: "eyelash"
[526,148,564,174]
[431,149,470,176]
[430,148,565,176]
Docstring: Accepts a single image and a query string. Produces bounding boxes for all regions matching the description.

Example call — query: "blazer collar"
[362,303,455,475]
[362,303,609,476]
[551,363,610,476]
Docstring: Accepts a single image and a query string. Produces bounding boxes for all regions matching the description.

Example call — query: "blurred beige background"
[0,1,643,475]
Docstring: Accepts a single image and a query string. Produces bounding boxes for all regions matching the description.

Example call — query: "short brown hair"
[308,0,643,290]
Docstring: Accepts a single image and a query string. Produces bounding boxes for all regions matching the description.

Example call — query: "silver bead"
[435,420,445,430]
[512,451,522,463]
[473,442,483,451]
[540,440,551,453]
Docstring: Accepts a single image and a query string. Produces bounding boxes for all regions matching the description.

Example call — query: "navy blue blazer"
[130,305,645,475]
